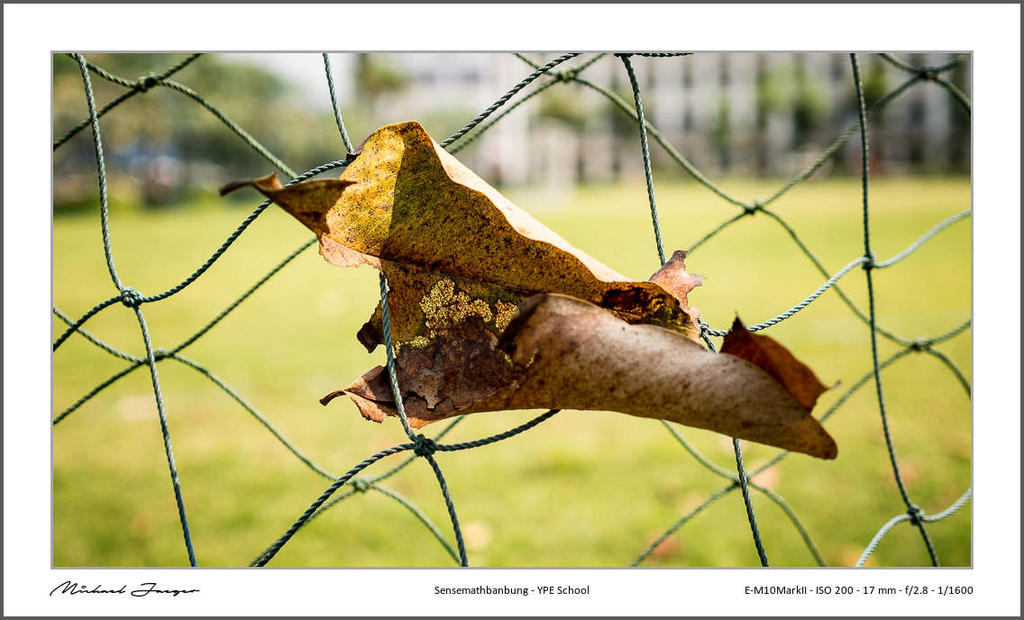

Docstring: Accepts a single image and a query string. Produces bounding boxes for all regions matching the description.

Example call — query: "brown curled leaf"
[345,294,837,459]
[232,121,701,341]
[649,249,704,324]
[720,317,829,412]
[227,120,836,458]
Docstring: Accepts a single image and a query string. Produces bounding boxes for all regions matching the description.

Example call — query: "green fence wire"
[53,51,972,568]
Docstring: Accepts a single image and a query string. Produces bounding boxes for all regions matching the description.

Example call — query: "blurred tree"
[357,54,407,97]
[353,54,408,104]
[791,57,827,149]
[754,55,786,175]
[861,56,889,110]
[53,53,344,211]
[711,96,732,173]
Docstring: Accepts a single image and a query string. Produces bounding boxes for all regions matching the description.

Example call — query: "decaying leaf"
[720,317,829,412]
[225,120,837,459]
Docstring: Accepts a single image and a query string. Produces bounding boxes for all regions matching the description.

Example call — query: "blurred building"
[52,52,971,212]
[348,52,971,188]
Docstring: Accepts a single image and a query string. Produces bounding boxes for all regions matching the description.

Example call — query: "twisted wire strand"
[574,52,609,73]
[448,79,559,155]
[855,513,909,567]
[74,53,138,86]
[638,331,964,568]
[734,439,769,566]
[55,239,320,421]
[878,52,967,76]
[449,53,609,155]
[369,484,460,564]
[750,348,916,477]
[512,52,541,69]
[169,354,337,480]
[633,483,736,566]
[759,73,927,208]
[252,443,415,567]
[140,159,346,305]
[434,409,560,452]
[920,348,972,397]
[377,274,416,440]
[53,51,972,568]
[658,421,825,566]
[53,295,123,352]
[250,486,359,564]
[619,53,667,265]
[52,163,346,352]
[158,79,295,177]
[695,271,767,568]
[686,211,749,255]
[932,77,972,112]
[131,305,197,566]
[52,306,140,362]
[423,453,468,566]
[702,256,870,337]
[760,208,908,346]
[54,53,202,150]
[371,418,465,484]
[922,488,973,523]
[259,410,562,562]
[879,52,972,113]
[855,488,971,567]
[926,318,971,347]
[170,239,317,354]
[53,360,145,424]
[874,210,971,268]
[74,53,123,291]
[439,52,580,148]
[376,271,468,565]
[571,76,748,209]
[852,53,938,567]
[72,55,295,177]
[322,53,355,153]
[289,409,539,545]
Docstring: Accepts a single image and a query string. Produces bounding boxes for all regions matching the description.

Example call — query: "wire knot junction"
[136,74,160,92]
[908,339,932,352]
[861,252,876,270]
[351,478,371,493]
[906,504,925,525]
[744,201,763,216]
[119,287,143,308]
[152,348,169,361]
[412,434,438,457]
[552,69,577,84]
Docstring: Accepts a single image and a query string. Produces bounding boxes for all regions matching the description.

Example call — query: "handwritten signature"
[51,581,199,598]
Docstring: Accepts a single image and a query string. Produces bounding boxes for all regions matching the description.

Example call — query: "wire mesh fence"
[52,51,971,567]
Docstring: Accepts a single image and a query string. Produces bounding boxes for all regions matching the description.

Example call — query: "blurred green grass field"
[53,175,971,567]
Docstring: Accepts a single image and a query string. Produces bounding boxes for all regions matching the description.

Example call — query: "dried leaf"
[720,317,829,412]
[226,121,836,459]
[649,249,703,326]
[346,294,837,459]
